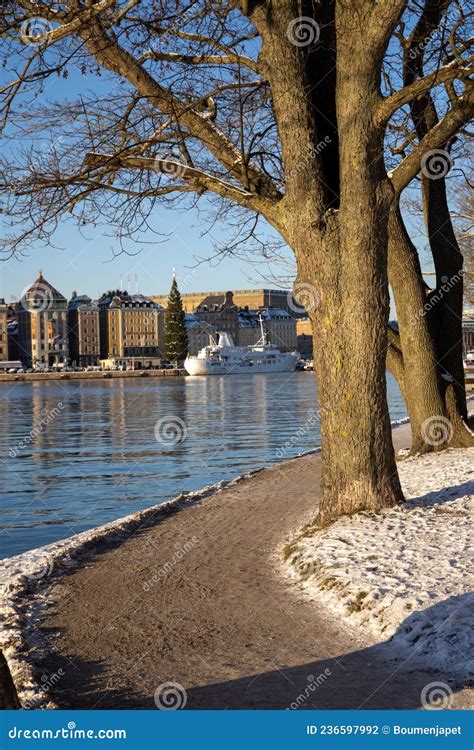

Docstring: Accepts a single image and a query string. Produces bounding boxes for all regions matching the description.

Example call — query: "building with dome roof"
[16,271,68,367]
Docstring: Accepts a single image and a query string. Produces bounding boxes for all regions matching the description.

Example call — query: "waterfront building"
[16,271,68,367]
[67,293,101,367]
[259,308,297,352]
[152,288,304,317]
[7,319,19,362]
[194,291,240,344]
[0,299,9,362]
[232,289,300,315]
[296,318,313,359]
[98,290,164,369]
[185,314,217,356]
[238,307,297,352]
[238,309,261,347]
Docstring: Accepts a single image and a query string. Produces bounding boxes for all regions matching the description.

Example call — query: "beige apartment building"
[99,290,164,368]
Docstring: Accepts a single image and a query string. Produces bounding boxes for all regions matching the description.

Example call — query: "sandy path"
[36,425,470,709]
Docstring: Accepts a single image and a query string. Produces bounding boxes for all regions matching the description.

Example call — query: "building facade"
[296,318,313,359]
[237,307,298,351]
[67,294,101,366]
[194,291,240,343]
[185,314,217,356]
[16,272,68,367]
[152,288,304,316]
[238,310,261,347]
[0,299,9,362]
[98,290,164,368]
[259,308,297,352]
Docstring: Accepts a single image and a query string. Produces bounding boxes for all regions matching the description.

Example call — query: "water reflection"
[0,373,405,558]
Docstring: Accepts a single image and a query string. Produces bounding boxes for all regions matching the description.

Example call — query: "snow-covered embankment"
[285,448,474,680]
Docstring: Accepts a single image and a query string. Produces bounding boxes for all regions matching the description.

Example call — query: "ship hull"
[184,355,298,376]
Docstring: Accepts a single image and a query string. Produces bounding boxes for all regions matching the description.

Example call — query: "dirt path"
[36,425,470,709]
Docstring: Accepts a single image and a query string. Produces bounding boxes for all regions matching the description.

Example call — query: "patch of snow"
[391,416,411,426]
[285,448,474,680]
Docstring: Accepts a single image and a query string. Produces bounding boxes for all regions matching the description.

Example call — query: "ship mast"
[257,313,267,345]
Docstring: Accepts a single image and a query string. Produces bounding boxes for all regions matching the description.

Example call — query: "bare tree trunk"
[390,0,474,451]
[256,0,404,526]
[422,172,468,419]
[388,204,474,452]
[303,211,404,526]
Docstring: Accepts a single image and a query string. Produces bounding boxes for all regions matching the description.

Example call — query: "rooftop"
[22,271,66,304]
[99,290,162,310]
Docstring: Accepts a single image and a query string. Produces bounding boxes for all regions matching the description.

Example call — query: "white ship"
[184,318,298,376]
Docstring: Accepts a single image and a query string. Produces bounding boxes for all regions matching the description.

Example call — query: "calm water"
[0,373,406,558]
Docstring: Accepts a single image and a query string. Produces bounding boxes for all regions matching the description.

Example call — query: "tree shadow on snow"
[36,593,472,710]
[408,479,474,508]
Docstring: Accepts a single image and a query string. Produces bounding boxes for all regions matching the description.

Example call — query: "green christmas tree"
[164,276,188,365]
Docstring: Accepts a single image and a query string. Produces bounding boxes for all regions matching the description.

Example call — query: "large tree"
[164,276,188,364]
[0,0,473,524]
[382,0,474,453]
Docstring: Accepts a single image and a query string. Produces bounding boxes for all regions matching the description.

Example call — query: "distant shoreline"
[0,368,186,383]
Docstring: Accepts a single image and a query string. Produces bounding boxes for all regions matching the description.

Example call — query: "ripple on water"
[0,373,405,557]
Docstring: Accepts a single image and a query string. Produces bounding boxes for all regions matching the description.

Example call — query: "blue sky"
[0,203,281,303]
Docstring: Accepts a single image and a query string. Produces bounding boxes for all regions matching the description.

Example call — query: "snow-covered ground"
[285,447,474,680]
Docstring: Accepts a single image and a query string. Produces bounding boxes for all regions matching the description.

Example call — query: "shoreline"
[0,368,186,383]
[0,417,411,570]
[1,421,416,710]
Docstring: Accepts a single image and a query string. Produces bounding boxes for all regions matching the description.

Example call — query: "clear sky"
[0,202,285,304]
